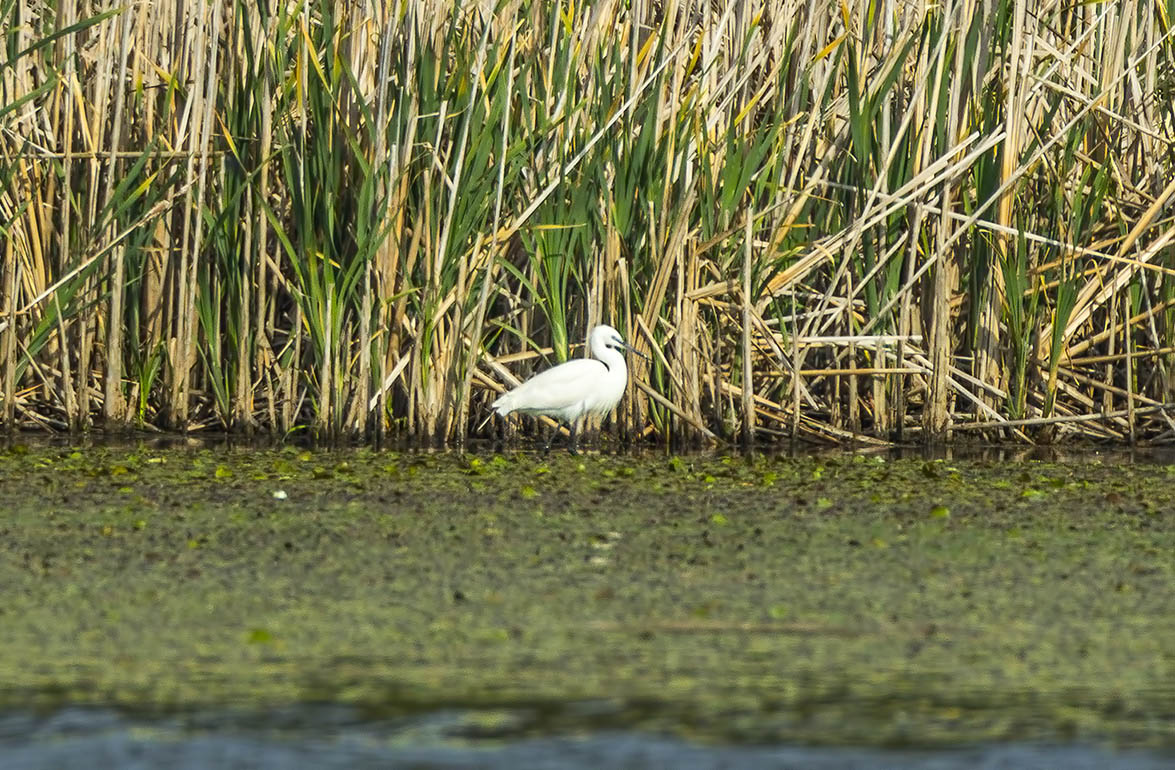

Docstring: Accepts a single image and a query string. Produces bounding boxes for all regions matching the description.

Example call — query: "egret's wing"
[496,359,604,413]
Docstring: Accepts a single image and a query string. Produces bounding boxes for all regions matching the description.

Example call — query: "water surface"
[2,444,1173,765]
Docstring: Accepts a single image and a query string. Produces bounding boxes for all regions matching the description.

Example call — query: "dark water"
[6,429,1175,466]
[2,706,1172,770]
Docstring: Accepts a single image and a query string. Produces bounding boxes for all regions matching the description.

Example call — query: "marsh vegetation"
[2,1,1175,445]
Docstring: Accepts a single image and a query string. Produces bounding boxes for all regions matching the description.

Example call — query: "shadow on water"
[2,705,1174,770]
[5,430,1175,466]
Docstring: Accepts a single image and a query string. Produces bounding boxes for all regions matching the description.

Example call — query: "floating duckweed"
[247,628,273,644]
[1,447,1174,749]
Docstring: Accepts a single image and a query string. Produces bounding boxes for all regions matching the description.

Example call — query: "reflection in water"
[4,431,1175,466]
[2,706,1172,770]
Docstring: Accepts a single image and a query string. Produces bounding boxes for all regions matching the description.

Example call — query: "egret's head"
[590,324,649,360]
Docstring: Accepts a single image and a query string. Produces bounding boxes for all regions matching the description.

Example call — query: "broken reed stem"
[2,234,15,428]
[956,404,1174,432]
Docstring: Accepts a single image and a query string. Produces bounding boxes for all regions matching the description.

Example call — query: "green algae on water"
[1,446,1174,748]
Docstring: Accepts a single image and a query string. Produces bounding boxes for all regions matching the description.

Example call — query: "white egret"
[492,324,647,453]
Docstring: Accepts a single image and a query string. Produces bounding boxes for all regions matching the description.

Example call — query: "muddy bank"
[1,446,1173,748]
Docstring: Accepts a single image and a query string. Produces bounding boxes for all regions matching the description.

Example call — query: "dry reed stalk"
[741,213,754,445]
[956,404,1173,432]
[98,6,134,427]
[2,232,14,427]
[1067,346,1175,367]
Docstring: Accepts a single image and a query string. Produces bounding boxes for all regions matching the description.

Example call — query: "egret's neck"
[594,346,628,374]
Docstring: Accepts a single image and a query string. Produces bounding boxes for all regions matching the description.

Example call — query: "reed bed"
[2,0,1174,446]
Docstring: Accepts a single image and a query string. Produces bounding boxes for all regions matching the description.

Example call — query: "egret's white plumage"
[492,324,644,451]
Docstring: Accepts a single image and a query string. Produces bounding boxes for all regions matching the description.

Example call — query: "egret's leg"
[496,416,508,453]
[568,421,579,455]
[541,421,555,455]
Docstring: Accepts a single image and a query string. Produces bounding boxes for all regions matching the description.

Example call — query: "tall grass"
[2,0,1174,445]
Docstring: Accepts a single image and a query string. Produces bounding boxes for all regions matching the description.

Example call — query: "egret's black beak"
[616,338,650,361]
